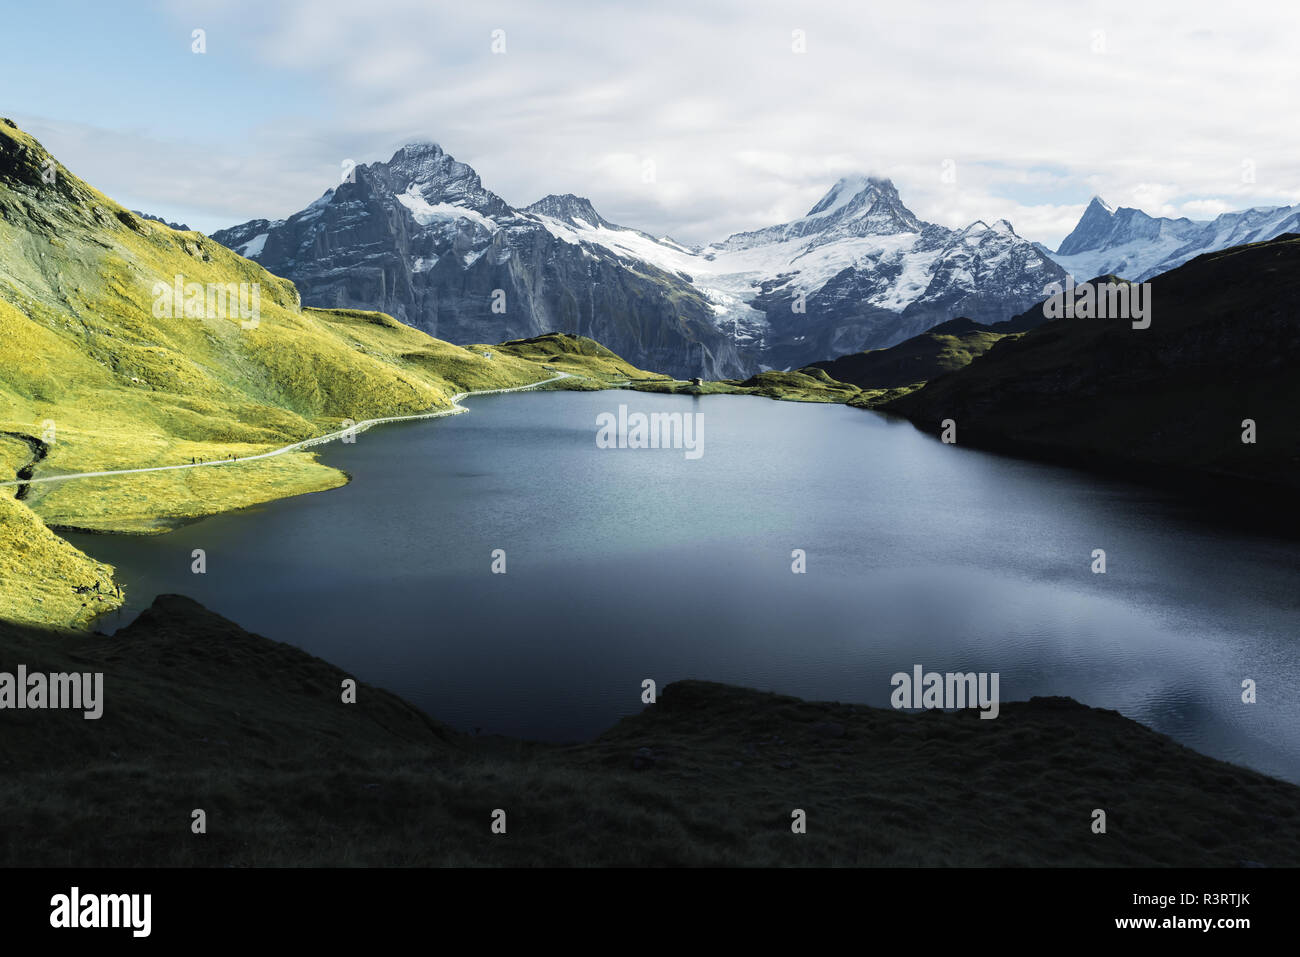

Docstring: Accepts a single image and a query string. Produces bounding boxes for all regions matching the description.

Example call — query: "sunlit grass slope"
[484,333,665,385]
[0,120,633,627]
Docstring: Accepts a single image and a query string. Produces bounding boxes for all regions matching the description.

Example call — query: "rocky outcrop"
[212,145,747,379]
[213,151,1068,376]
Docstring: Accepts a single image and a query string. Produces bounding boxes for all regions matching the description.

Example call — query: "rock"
[211,148,747,380]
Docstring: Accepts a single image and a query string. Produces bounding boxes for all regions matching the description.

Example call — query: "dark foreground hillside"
[886,235,1300,494]
[1,595,1296,867]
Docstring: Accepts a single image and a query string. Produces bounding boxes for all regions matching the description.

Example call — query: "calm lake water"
[67,391,1300,782]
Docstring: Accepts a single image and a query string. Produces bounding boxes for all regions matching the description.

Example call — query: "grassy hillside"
[0,120,644,627]
[2,594,1296,866]
[627,366,865,403]
[886,236,1300,493]
[809,318,1006,399]
[806,280,1139,409]
[484,332,664,385]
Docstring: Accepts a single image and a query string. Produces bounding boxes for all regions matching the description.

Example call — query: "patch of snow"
[237,232,269,259]
[397,185,500,233]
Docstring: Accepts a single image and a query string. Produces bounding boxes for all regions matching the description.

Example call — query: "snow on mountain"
[211,145,747,379]
[1050,196,1300,281]
[212,145,1065,373]
[235,231,269,258]
[521,176,1063,364]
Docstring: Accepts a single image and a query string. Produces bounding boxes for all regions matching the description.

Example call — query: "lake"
[67,390,1300,783]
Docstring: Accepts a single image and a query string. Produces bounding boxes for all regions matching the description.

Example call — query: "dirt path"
[0,371,572,489]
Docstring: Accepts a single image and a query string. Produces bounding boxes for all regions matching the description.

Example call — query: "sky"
[3,0,1297,247]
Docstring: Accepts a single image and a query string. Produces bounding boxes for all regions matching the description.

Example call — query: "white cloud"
[21,0,1300,246]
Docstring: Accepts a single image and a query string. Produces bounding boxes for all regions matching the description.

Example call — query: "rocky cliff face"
[213,148,1067,375]
[1050,195,1300,281]
[212,144,746,379]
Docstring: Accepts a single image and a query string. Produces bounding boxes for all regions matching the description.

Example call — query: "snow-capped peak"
[715,174,922,252]
[524,194,613,229]
[806,174,880,217]
[1058,195,1124,255]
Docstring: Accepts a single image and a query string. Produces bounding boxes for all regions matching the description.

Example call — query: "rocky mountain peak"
[374,141,503,212]
[524,193,614,229]
[1057,195,1119,255]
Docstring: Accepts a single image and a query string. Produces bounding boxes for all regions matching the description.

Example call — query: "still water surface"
[68,391,1300,782]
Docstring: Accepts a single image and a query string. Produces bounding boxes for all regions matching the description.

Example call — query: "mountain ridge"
[887,233,1300,493]
[1050,195,1300,281]
[211,146,1066,373]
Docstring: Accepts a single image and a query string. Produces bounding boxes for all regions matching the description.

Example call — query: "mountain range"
[211,148,1069,376]
[212,145,746,380]
[1049,195,1300,282]
[212,143,1300,377]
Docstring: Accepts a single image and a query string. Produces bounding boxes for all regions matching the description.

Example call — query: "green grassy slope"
[885,236,1300,491]
[0,120,643,627]
[809,317,1006,399]
[484,332,664,385]
[626,366,865,403]
[2,594,1296,866]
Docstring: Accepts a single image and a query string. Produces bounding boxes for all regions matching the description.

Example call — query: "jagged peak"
[1058,195,1127,255]
[1086,195,1115,215]
[806,174,897,218]
[381,140,479,189]
[389,140,445,161]
[524,193,611,228]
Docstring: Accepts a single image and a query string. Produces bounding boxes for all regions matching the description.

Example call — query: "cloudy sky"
[4,0,1297,246]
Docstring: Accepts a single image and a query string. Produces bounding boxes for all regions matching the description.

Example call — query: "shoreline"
[3,593,1297,867]
[0,371,573,492]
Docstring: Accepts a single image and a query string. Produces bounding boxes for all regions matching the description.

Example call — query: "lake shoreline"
[62,388,1300,785]
[2,591,1297,867]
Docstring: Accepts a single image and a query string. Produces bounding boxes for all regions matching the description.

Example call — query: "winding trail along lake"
[68,391,1300,782]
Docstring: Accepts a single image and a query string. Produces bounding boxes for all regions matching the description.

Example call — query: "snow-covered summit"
[1051,195,1300,281]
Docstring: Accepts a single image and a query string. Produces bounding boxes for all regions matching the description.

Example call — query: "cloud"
[20,0,1300,245]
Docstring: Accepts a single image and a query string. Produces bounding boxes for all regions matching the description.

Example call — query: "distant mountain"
[131,210,191,232]
[1050,195,1300,281]
[212,144,746,380]
[687,177,1067,370]
[212,150,1067,374]
[887,234,1300,491]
